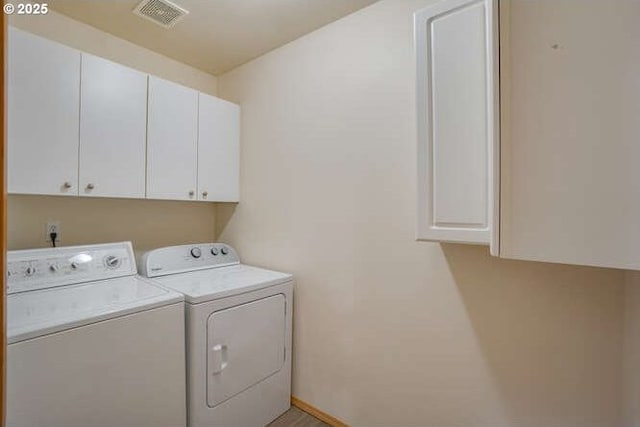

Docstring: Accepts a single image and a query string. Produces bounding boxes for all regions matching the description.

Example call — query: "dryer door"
[206,294,286,407]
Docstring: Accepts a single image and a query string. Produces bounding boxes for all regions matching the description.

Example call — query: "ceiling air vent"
[133,0,189,28]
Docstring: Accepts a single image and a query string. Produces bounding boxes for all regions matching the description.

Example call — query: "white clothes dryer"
[140,243,293,427]
[6,242,186,427]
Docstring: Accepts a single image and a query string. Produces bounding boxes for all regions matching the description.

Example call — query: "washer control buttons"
[210,247,219,256]
[220,247,229,255]
[190,247,202,259]
[104,255,121,269]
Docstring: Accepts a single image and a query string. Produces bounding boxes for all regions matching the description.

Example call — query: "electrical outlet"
[45,221,61,242]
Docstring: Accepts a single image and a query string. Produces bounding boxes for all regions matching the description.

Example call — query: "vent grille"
[133,0,189,28]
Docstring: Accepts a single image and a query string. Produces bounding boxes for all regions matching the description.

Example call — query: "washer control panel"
[140,243,239,277]
[7,242,136,294]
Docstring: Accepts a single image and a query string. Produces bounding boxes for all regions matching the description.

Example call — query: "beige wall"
[624,272,640,427]
[8,195,216,253]
[217,0,625,425]
[7,11,218,252]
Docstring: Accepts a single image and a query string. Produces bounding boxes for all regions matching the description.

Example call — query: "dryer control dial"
[220,247,229,255]
[210,247,219,256]
[190,248,202,259]
[104,255,121,269]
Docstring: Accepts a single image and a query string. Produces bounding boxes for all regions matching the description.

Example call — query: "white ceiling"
[49,0,380,75]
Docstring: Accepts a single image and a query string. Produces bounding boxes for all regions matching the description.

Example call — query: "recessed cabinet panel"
[147,76,199,201]
[432,4,488,227]
[8,27,81,196]
[198,94,240,202]
[415,0,496,245]
[79,54,148,198]
[500,0,640,269]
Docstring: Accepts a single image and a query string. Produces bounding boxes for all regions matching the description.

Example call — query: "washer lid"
[8,276,183,344]
[151,264,292,304]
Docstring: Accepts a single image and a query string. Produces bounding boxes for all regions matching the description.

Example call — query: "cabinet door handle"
[63,182,72,189]
[189,190,195,197]
[202,191,208,198]
[86,183,95,190]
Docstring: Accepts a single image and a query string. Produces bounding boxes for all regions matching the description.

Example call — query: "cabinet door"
[414,0,497,245]
[8,27,80,196]
[499,0,640,270]
[197,93,240,202]
[147,76,198,201]
[79,54,147,198]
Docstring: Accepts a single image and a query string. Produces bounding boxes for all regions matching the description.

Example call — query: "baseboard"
[290,396,349,427]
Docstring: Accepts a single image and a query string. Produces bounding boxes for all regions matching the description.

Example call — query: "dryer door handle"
[211,344,228,375]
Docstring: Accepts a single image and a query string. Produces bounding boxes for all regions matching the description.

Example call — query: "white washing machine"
[6,242,187,427]
[139,243,293,427]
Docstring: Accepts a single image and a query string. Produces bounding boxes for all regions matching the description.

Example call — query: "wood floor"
[268,406,331,427]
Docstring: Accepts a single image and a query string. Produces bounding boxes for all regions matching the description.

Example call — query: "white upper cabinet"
[79,54,148,198]
[198,93,240,202]
[8,27,81,196]
[498,0,640,270]
[147,76,199,201]
[7,28,240,203]
[414,0,497,246]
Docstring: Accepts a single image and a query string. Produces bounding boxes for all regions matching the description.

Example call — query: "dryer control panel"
[139,243,240,277]
[7,242,136,294]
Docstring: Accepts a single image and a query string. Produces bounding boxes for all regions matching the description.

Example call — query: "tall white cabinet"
[498,0,640,270]
[414,0,497,246]
[8,27,81,196]
[80,54,148,198]
[198,93,240,202]
[147,76,199,201]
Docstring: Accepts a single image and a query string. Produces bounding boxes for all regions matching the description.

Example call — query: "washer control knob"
[210,247,219,256]
[71,262,79,270]
[220,247,229,255]
[25,266,37,276]
[190,247,202,259]
[104,255,121,269]
[49,264,59,273]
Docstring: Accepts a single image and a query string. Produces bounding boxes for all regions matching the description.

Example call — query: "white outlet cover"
[45,221,61,242]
